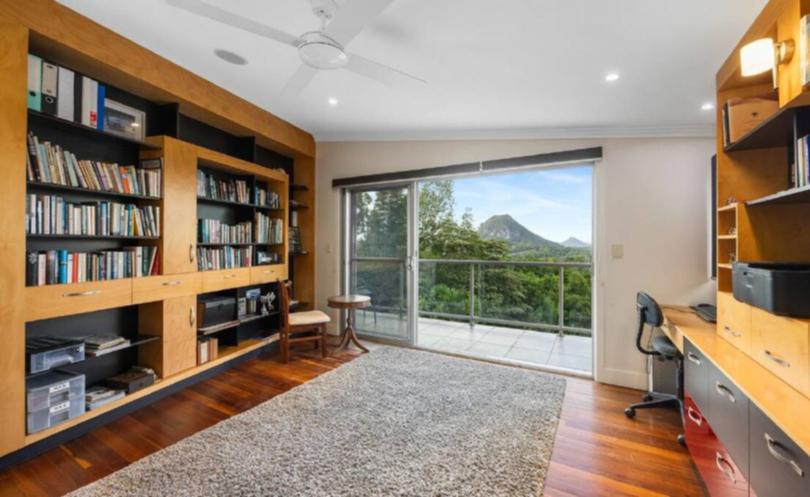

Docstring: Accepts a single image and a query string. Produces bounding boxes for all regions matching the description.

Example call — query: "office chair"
[624,292,685,446]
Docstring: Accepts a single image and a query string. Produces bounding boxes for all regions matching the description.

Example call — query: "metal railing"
[350,257,593,337]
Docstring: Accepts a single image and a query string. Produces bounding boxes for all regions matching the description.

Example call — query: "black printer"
[732,262,810,317]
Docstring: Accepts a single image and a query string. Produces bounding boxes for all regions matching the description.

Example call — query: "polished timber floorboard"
[0,344,706,497]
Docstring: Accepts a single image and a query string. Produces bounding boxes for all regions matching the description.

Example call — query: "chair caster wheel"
[642,393,654,402]
[677,434,686,446]
[624,407,636,418]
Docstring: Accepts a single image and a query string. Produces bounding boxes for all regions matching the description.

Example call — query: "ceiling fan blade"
[345,54,426,88]
[166,0,299,48]
[280,65,320,97]
[324,0,396,45]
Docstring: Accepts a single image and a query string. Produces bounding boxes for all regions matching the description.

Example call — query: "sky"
[445,165,593,244]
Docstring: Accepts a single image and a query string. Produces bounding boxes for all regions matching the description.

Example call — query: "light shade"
[740,38,775,76]
[298,32,348,70]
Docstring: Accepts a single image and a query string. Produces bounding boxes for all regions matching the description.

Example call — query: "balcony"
[353,258,593,373]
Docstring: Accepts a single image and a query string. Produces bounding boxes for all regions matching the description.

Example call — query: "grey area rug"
[67,347,566,497]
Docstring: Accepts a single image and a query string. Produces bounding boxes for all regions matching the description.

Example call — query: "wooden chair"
[278,279,330,363]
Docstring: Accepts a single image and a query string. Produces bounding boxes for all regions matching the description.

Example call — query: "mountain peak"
[561,237,590,248]
[478,215,560,248]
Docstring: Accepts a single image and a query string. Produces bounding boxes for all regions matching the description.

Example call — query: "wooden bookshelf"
[0,0,316,461]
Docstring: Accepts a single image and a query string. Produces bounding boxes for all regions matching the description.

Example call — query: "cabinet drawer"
[750,308,810,397]
[717,292,752,354]
[132,273,201,304]
[684,339,710,413]
[707,366,749,478]
[200,268,250,292]
[249,265,286,285]
[25,279,133,322]
[749,403,810,497]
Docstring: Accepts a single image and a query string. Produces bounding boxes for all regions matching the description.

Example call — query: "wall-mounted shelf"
[746,184,810,207]
[718,264,733,270]
[27,109,159,149]
[717,235,737,240]
[717,203,738,212]
[723,104,793,152]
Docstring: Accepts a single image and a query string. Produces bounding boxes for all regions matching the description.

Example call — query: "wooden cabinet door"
[139,295,197,378]
[159,138,198,274]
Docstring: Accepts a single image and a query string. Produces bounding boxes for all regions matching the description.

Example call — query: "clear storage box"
[26,370,85,413]
[26,396,85,434]
[26,337,85,374]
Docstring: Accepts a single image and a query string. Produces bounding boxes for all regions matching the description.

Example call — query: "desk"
[662,305,810,455]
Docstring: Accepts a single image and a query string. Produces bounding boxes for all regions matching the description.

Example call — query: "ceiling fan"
[166,0,426,96]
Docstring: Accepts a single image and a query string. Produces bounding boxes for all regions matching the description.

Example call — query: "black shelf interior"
[724,105,797,152]
[197,284,281,346]
[28,109,158,149]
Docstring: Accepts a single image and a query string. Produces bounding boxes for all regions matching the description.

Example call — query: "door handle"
[715,452,737,484]
[686,407,703,427]
[715,382,736,403]
[686,352,702,366]
[162,280,182,287]
[63,290,100,297]
[764,350,791,368]
[765,433,805,477]
[224,274,237,279]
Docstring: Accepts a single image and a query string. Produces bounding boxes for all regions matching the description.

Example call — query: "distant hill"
[561,237,590,248]
[478,215,561,249]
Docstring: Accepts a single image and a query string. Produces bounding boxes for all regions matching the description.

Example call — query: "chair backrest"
[278,279,291,332]
[635,291,663,356]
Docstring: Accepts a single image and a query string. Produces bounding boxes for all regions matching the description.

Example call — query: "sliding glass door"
[345,184,417,344]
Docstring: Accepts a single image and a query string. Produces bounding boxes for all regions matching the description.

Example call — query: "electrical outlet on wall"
[611,244,624,259]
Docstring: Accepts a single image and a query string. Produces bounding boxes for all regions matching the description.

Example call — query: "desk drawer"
[750,308,810,397]
[25,279,132,322]
[200,268,250,293]
[249,265,286,285]
[749,403,810,497]
[708,366,749,479]
[132,273,201,304]
[717,292,752,355]
[684,339,710,413]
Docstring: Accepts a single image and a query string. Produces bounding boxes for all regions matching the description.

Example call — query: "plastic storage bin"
[26,396,86,434]
[732,262,810,317]
[26,337,85,374]
[26,370,85,413]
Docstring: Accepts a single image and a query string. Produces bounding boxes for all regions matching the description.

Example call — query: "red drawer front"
[684,391,748,497]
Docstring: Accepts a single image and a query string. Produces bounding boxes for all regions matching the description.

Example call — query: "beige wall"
[315,137,715,389]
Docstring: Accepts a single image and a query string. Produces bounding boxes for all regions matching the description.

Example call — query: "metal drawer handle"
[189,244,195,263]
[224,274,237,279]
[764,350,791,368]
[765,433,805,478]
[63,290,100,297]
[686,406,703,427]
[189,307,196,327]
[686,352,702,366]
[715,382,736,403]
[715,452,737,484]
[263,270,272,274]
[162,280,182,287]
[723,326,742,338]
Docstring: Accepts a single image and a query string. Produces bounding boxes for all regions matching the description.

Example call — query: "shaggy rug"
[68,346,566,497]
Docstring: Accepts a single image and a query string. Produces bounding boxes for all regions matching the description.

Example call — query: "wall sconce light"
[740,37,795,86]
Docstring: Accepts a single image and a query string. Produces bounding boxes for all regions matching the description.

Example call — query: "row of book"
[197,338,219,365]
[27,194,160,237]
[794,135,810,189]
[255,187,281,208]
[197,246,253,271]
[198,219,252,244]
[27,133,161,197]
[26,247,160,286]
[197,171,250,204]
[255,212,284,244]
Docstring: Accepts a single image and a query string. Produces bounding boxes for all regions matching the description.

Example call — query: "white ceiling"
[58,0,766,141]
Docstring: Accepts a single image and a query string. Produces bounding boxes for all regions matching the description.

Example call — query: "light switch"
[611,244,624,259]
[325,243,332,254]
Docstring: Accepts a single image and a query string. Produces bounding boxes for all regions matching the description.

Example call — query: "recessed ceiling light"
[328,97,339,106]
[605,72,620,82]
[214,48,248,66]
[701,102,715,111]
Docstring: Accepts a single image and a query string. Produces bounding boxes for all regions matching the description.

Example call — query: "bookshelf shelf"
[27,234,159,240]
[196,196,253,208]
[718,264,733,270]
[290,250,310,256]
[717,235,737,240]
[717,203,737,212]
[723,104,794,152]
[25,335,160,379]
[27,181,161,201]
[745,184,810,207]
[27,109,160,149]
[290,184,309,191]
[290,202,309,210]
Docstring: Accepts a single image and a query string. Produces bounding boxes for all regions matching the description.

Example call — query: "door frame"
[340,182,418,346]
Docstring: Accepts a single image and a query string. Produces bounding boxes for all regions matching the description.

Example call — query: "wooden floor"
[0,345,705,497]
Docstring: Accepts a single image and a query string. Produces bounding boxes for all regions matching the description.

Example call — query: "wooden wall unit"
[0,2,317,462]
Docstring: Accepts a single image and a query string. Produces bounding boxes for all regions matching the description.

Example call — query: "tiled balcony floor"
[354,311,592,374]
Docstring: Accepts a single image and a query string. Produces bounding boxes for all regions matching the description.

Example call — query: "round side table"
[328,295,371,354]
